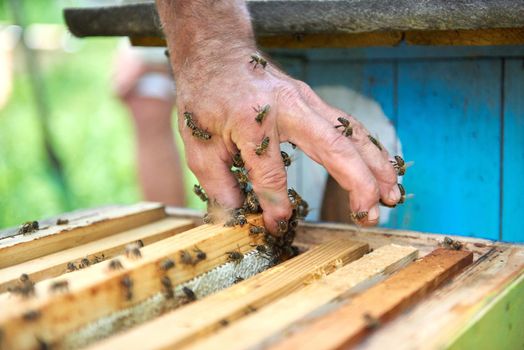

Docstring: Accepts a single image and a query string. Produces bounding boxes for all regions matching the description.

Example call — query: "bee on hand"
[334,117,353,137]
[193,184,208,202]
[253,104,270,124]
[249,54,267,69]
[255,136,270,156]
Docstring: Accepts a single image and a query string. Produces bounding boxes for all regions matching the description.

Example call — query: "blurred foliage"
[0,0,202,228]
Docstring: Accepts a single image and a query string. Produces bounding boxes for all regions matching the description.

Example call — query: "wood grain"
[406,28,524,46]
[0,215,266,350]
[355,246,524,350]
[0,203,166,268]
[88,239,368,350]
[185,244,417,350]
[270,248,473,350]
[0,218,194,293]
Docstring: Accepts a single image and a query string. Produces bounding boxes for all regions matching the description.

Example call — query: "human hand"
[157,0,400,235]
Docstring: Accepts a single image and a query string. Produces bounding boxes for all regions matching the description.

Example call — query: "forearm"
[156,0,256,77]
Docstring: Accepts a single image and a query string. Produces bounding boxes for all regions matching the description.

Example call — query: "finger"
[279,100,380,226]
[233,125,292,236]
[300,88,400,206]
[180,126,244,210]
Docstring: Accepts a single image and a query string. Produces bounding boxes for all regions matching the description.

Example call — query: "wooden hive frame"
[0,203,522,350]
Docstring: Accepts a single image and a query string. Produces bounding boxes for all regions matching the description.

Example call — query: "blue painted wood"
[395,59,502,239]
[502,59,524,243]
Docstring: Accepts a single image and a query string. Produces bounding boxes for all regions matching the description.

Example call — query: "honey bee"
[363,313,381,330]
[22,310,41,322]
[121,275,133,301]
[161,276,174,299]
[253,104,270,124]
[180,250,194,265]
[108,259,124,271]
[56,218,69,225]
[276,219,288,235]
[193,246,207,262]
[193,184,208,202]
[334,117,353,137]
[66,262,77,271]
[443,237,463,250]
[288,188,310,219]
[226,247,244,263]
[135,240,144,248]
[390,155,409,176]
[398,183,406,204]
[192,128,212,141]
[243,190,260,213]
[232,169,249,189]
[80,258,90,268]
[125,243,142,260]
[236,213,247,227]
[49,280,69,294]
[182,286,197,302]
[249,54,267,69]
[255,136,270,156]
[350,211,368,222]
[368,135,383,151]
[160,258,175,271]
[18,221,39,235]
[281,151,291,167]
[232,152,244,168]
[249,225,266,235]
[8,274,35,298]
[184,111,196,129]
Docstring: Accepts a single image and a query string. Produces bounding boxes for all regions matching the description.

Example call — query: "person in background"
[113,42,185,207]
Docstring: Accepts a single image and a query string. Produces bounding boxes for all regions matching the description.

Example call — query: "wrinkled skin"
[157,1,400,235]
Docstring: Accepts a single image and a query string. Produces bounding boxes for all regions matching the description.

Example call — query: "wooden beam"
[0,218,194,293]
[0,202,166,268]
[88,239,368,350]
[296,221,495,260]
[355,246,524,350]
[269,248,473,350]
[405,28,524,46]
[185,244,418,350]
[258,32,402,49]
[0,215,268,350]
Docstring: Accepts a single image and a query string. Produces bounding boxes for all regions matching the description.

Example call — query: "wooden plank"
[130,29,524,48]
[448,273,524,350]
[258,32,401,49]
[0,215,268,350]
[270,248,473,350]
[395,59,502,239]
[186,244,417,350]
[0,202,166,268]
[406,28,524,46]
[0,217,194,293]
[64,2,524,39]
[502,59,524,243]
[355,246,524,350]
[88,239,368,350]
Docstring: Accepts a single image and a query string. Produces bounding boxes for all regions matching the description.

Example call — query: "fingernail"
[368,205,379,222]
[389,185,401,202]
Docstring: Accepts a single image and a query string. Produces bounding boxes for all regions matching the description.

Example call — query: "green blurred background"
[0,0,202,228]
